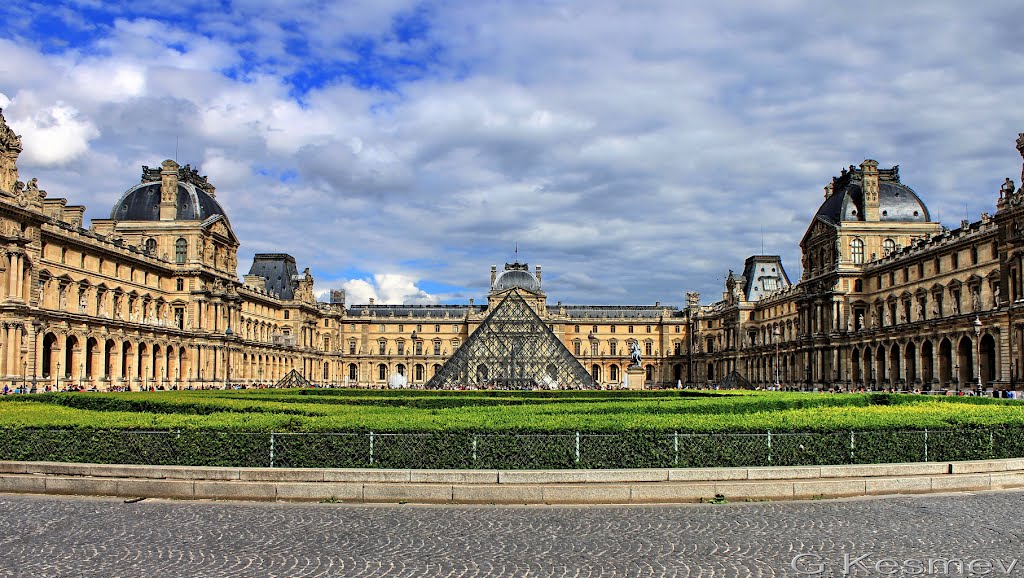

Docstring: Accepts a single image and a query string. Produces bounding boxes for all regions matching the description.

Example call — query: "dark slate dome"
[493,268,541,292]
[110,162,227,221]
[814,164,930,224]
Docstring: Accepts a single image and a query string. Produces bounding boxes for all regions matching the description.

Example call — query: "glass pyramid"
[426,290,596,390]
[275,368,313,389]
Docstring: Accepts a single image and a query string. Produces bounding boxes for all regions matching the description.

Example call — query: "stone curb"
[0,459,1021,504]
[7,459,1024,484]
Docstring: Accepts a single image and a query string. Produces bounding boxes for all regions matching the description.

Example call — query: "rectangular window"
[610,342,617,356]
[415,341,423,355]
[628,325,634,333]
[574,342,581,356]
[378,341,386,355]
[452,325,459,333]
[176,278,184,291]
[591,343,598,356]
[349,341,356,354]
[379,324,386,332]
[433,341,441,356]
[398,324,404,332]
[350,324,356,331]
[674,325,680,333]
[434,324,440,333]
[592,325,598,333]
[645,342,653,356]
[397,342,405,355]
[646,325,651,333]
[610,326,616,333]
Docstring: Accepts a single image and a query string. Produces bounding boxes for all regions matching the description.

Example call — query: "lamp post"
[22,360,27,394]
[56,362,61,392]
[974,316,983,394]
[773,327,781,390]
[954,362,960,395]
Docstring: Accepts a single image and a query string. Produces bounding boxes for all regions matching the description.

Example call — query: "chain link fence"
[1,427,1022,469]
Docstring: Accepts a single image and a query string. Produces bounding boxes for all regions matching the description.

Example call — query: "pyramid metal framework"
[426,290,596,389]
[275,368,313,389]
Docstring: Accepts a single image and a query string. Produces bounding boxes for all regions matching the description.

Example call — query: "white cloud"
[339,274,440,305]
[9,101,100,166]
[3,1,1024,305]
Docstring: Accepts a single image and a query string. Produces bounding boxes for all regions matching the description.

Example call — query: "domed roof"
[493,268,541,292]
[814,164,930,224]
[110,162,227,222]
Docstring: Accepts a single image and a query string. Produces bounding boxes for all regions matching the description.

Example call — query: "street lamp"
[22,360,27,394]
[954,362,960,395]
[974,316,983,394]
[56,362,61,392]
[773,327,781,390]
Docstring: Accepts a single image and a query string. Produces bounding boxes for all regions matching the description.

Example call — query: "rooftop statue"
[0,108,23,194]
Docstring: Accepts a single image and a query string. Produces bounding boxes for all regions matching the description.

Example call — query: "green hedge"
[3,426,1023,469]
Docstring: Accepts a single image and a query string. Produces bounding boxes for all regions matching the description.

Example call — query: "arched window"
[145,238,157,254]
[851,238,865,264]
[378,364,387,380]
[883,238,896,257]
[174,238,187,264]
[348,363,358,381]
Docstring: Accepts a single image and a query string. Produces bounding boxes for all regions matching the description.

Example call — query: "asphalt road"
[0,490,1021,577]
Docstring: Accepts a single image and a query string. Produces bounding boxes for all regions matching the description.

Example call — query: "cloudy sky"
[2,1,1023,306]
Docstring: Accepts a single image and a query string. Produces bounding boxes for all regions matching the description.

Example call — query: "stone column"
[11,254,22,300]
[0,323,8,376]
[5,254,14,298]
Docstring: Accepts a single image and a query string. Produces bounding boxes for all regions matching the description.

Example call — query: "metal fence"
[1,427,1021,469]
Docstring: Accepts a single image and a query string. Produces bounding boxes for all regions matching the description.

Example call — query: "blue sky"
[2,1,1024,305]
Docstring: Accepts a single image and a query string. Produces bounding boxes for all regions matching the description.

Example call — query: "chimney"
[490,265,497,288]
[535,265,542,285]
[159,159,179,221]
[860,159,880,221]
[823,182,834,200]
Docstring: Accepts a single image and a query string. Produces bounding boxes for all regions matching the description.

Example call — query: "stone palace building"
[1,108,1023,392]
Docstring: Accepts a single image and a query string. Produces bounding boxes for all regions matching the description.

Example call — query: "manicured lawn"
[1,389,1022,433]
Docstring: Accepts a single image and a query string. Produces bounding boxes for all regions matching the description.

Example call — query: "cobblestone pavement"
[0,490,1022,577]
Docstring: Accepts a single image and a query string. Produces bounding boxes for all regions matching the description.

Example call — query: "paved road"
[0,491,1021,577]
